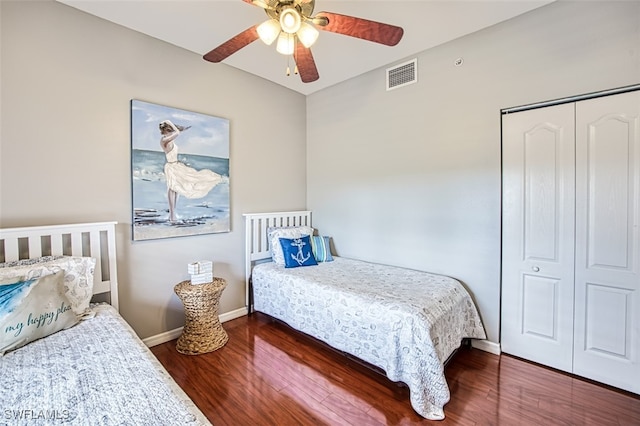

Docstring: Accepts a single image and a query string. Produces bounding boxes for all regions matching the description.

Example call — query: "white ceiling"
[56,0,554,95]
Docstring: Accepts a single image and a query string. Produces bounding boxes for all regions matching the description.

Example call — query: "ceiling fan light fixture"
[205,0,404,84]
[297,22,319,48]
[279,7,301,34]
[257,19,280,45]
[276,32,294,55]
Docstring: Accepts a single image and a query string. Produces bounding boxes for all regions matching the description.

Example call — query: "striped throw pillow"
[311,236,333,262]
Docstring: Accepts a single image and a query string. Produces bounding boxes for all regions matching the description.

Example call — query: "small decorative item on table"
[174,277,228,355]
[188,261,213,285]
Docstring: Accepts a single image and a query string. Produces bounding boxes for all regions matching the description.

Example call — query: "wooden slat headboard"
[243,211,311,307]
[0,221,119,311]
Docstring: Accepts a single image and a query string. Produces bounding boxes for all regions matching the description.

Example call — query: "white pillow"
[0,256,96,316]
[267,226,314,266]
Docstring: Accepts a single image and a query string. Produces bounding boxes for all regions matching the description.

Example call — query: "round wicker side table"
[174,277,228,355]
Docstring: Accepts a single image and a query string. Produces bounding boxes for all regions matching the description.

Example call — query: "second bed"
[245,211,486,420]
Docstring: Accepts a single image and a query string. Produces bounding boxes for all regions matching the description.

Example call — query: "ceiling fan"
[203,0,404,83]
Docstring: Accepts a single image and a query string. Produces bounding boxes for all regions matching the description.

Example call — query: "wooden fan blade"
[315,12,403,46]
[294,44,319,83]
[203,26,259,63]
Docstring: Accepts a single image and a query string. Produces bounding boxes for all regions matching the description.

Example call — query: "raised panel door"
[501,103,576,372]
[574,90,640,393]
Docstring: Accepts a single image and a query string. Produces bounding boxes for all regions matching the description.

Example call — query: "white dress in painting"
[163,144,222,199]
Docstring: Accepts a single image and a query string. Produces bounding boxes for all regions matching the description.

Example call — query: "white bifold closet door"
[573,92,639,393]
[501,90,640,394]
[501,103,576,373]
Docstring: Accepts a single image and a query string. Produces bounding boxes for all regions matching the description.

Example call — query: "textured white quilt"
[252,257,486,420]
[0,304,211,426]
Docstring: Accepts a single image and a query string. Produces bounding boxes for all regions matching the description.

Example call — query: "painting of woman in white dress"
[131,100,230,241]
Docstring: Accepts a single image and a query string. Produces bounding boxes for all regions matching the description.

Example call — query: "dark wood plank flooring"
[150,313,640,425]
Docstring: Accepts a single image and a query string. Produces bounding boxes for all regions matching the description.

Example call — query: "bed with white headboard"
[243,210,312,307]
[0,221,120,308]
[244,211,486,421]
[0,221,211,425]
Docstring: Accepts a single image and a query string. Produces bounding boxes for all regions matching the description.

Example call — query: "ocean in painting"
[132,149,230,240]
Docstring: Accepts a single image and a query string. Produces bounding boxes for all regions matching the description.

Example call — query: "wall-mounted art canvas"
[131,100,230,241]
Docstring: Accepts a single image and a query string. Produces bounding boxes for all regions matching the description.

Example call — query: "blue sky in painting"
[131,100,229,158]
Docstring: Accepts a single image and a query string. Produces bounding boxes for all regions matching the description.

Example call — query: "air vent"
[386,58,417,91]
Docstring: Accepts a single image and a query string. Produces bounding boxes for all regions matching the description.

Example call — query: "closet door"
[501,103,576,372]
[574,91,640,393]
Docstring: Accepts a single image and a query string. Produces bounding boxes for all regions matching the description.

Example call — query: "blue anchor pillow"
[279,235,318,268]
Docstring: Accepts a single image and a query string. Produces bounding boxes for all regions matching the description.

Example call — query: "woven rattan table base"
[174,278,228,355]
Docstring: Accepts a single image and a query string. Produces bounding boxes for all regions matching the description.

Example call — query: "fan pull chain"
[284,38,299,77]
[293,36,299,75]
[291,36,298,75]
[293,38,298,75]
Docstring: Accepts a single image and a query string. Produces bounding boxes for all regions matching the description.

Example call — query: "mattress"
[252,257,486,420]
[0,304,211,426]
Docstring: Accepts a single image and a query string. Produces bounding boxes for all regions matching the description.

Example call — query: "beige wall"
[0,0,307,339]
[2,1,639,347]
[306,1,640,344]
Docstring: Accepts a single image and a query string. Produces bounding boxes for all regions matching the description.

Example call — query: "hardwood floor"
[151,313,640,425]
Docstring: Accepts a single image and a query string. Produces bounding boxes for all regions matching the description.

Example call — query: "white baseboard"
[143,327,183,348]
[471,339,501,355]
[143,307,248,347]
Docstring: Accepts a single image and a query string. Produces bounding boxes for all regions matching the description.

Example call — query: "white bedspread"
[0,304,211,426]
[252,257,486,420]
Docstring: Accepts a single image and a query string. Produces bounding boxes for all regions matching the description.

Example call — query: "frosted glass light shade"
[257,19,280,45]
[280,8,301,34]
[276,32,294,55]
[296,22,319,48]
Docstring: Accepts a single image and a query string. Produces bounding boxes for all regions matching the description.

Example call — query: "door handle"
[532,266,540,272]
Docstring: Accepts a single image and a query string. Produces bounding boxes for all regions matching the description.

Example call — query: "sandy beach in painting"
[133,216,230,240]
[132,149,229,241]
